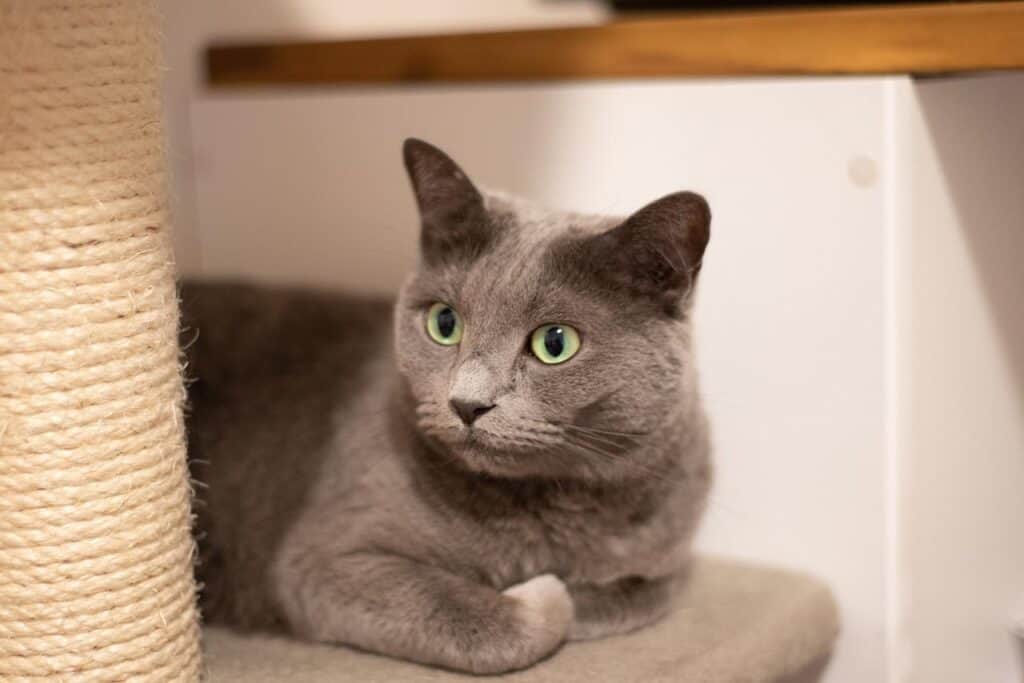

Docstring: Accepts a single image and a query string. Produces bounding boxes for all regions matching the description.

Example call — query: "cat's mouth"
[453,442,536,478]
[414,405,557,476]
[438,426,547,472]
[463,426,542,453]
[451,427,508,453]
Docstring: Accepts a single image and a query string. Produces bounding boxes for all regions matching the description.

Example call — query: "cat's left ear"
[582,191,710,316]
[403,138,490,265]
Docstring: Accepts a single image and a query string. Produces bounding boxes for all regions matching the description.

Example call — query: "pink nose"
[449,399,495,426]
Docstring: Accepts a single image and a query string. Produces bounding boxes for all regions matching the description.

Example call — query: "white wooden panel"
[899,73,1024,683]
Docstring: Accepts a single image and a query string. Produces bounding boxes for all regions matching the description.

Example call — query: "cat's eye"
[426,302,464,346]
[530,324,581,365]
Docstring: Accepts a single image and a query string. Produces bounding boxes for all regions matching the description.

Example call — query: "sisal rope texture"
[0,1,201,680]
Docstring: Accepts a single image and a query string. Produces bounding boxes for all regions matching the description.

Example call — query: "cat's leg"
[567,575,672,641]
[275,551,574,674]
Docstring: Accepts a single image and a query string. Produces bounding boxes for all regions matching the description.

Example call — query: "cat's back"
[180,280,396,626]
[180,278,395,468]
[180,279,395,461]
[180,280,392,386]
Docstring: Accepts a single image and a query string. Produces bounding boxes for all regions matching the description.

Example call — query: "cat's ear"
[403,138,489,264]
[582,191,710,316]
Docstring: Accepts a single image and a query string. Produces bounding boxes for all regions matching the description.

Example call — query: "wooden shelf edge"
[206,2,1024,87]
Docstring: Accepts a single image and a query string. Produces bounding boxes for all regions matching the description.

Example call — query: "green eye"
[530,324,581,364]
[426,302,463,345]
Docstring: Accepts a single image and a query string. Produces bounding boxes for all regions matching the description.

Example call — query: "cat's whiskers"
[414,403,458,436]
[521,418,563,437]
[559,425,648,463]
[416,419,462,444]
[416,410,669,484]
[562,432,677,484]
[563,428,629,455]
[414,402,445,416]
[418,422,458,433]
[559,423,649,439]
[475,427,558,453]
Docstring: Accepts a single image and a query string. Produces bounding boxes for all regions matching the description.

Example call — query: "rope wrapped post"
[0,1,201,680]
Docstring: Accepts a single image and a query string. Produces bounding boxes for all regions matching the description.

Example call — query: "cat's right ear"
[575,191,710,317]
[403,138,489,265]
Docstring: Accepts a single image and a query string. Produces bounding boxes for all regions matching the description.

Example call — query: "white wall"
[156,0,607,274]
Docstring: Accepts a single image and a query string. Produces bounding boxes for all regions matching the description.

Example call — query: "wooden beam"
[207,2,1024,87]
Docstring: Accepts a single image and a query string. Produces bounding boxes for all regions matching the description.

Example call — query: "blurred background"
[155,2,1024,682]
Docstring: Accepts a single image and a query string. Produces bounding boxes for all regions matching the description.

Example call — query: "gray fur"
[184,139,712,674]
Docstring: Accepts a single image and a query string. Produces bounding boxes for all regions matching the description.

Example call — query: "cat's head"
[395,139,710,481]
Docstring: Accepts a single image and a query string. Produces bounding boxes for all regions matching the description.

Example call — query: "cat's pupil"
[544,327,565,357]
[437,308,456,338]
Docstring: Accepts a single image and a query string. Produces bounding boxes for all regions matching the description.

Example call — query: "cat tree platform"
[202,556,839,683]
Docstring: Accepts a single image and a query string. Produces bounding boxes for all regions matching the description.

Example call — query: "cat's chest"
[471,497,679,588]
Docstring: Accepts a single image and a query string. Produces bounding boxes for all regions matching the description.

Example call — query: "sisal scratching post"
[0,1,201,680]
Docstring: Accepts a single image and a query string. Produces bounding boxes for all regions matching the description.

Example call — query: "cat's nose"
[449,398,495,426]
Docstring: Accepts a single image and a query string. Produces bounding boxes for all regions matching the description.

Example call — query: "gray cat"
[183,139,712,674]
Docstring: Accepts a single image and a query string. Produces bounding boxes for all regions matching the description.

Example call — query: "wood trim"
[206,2,1024,87]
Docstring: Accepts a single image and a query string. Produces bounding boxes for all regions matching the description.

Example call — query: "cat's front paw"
[473,574,572,672]
[504,574,574,641]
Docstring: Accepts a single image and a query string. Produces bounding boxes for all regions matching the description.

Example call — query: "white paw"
[503,574,574,643]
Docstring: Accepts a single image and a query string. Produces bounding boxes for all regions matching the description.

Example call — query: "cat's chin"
[440,432,545,479]
[416,424,556,478]
[457,454,541,479]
